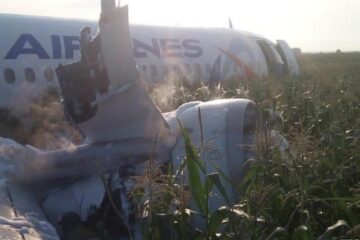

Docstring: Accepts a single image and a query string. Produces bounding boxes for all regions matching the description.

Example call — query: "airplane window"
[163,65,169,76]
[206,63,212,74]
[205,63,212,79]
[195,64,202,79]
[4,68,15,84]
[25,68,36,82]
[223,63,230,74]
[44,67,54,82]
[150,65,157,77]
[173,65,181,75]
[185,64,192,74]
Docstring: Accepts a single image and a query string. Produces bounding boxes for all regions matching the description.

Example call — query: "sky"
[1,0,359,52]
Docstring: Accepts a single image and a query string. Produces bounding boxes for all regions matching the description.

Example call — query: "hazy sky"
[1,0,359,52]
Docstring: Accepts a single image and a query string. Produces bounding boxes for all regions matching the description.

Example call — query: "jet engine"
[166,99,258,213]
[0,1,259,239]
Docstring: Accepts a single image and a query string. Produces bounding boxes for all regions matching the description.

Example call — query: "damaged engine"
[0,1,259,239]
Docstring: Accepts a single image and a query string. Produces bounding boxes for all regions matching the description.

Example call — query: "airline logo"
[4,34,203,60]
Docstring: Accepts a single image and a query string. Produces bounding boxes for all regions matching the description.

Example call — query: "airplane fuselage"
[0,14,299,114]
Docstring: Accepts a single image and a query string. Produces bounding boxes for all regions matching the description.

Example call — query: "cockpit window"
[25,68,36,82]
[44,67,54,82]
[4,68,15,84]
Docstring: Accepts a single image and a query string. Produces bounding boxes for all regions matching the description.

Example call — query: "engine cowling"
[165,98,258,211]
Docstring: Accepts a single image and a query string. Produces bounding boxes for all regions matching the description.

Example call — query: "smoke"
[0,137,26,187]
[25,88,83,150]
[147,60,196,112]
[0,88,83,150]
[150,77,229,113]
[150,79,178,112]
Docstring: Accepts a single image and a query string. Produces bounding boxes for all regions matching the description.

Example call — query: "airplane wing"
[56,4,170,144]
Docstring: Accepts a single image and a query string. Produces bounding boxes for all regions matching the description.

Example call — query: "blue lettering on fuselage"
[4,34,203,60]
[133,38,203,58]
[5,34,50,59]
[51,35,62,59]
[63,36,80,59]
[5,34,80,60]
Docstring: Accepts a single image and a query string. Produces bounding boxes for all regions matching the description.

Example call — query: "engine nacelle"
[166,98,258,211]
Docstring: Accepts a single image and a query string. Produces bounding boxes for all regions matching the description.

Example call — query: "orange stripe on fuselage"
[215,47,255,78]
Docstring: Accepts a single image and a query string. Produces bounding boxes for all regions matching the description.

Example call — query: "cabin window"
[195,64,202,79]
[25,68,36,82]
[173,65,181,75]
[206,63,212,74]
[150,65,157,78]
[223,63,230,75]
[44,67,54,82]
[163,65,169,76]
[205,63,213,80]
[141,65,147,73]
[4,68,15,84]
[185,64,192,74]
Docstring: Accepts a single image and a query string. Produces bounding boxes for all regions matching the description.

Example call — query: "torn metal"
[0,0,260,239]
[56,4,170,144]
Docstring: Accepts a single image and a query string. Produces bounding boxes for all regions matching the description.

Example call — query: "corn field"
[1,52,360,239]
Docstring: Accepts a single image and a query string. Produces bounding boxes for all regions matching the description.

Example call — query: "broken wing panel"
[99,5,138,91]
[78,84,170,143]
[56,5,169,143]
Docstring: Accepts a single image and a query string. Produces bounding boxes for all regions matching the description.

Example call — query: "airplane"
[0,12,299,116]
[0,2,261,238]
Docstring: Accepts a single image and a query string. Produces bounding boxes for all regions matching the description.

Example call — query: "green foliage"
[180,124,207,214]
[140,52,360,239]
[3,52,359,239]
[232,53,360,239]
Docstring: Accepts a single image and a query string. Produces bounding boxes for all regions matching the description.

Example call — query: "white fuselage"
[0,14,297,114]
